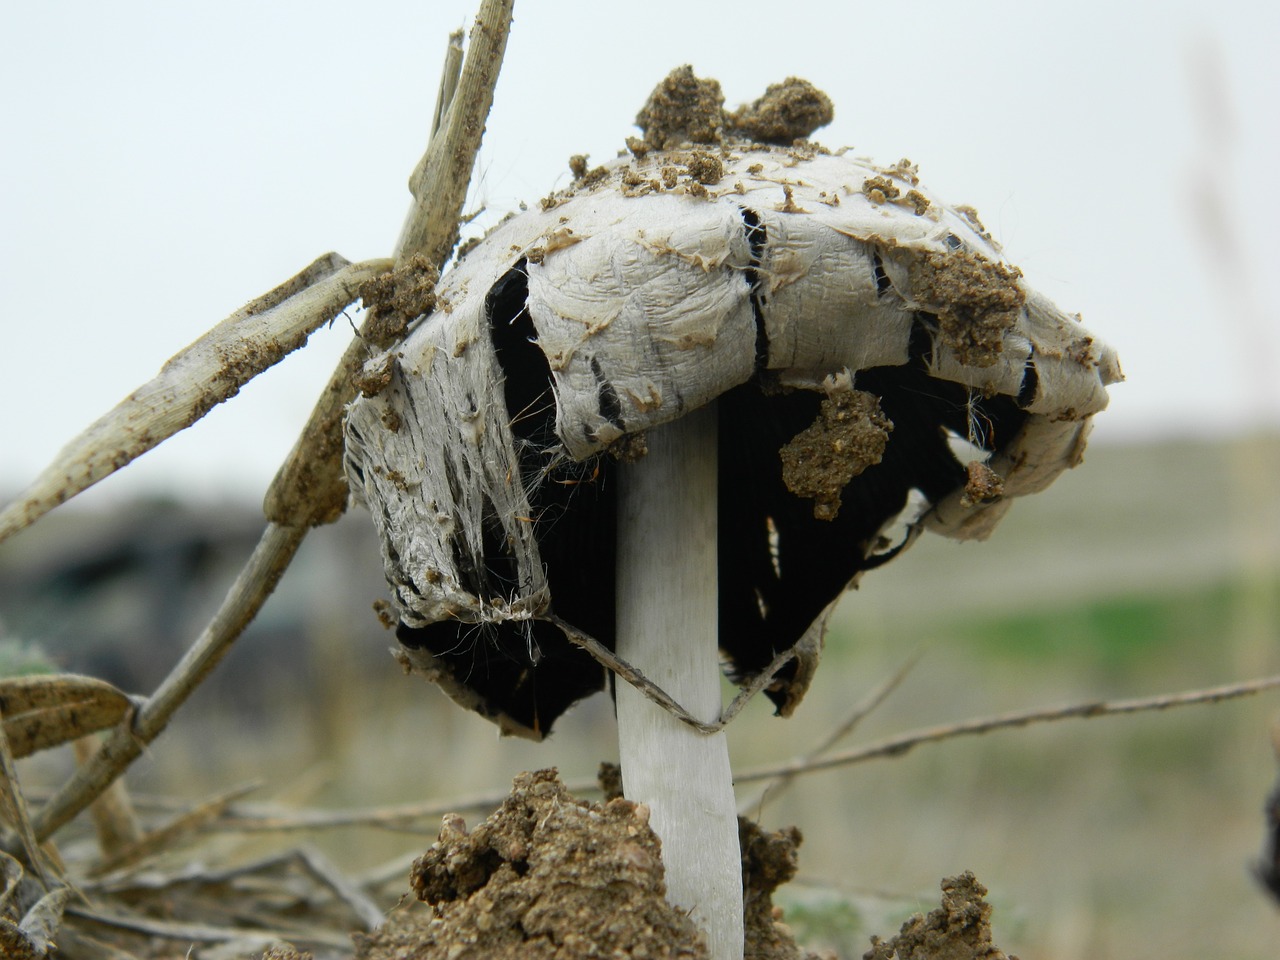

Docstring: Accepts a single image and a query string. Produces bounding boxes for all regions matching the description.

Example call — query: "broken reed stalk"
[614,402,744,960]
[27,0,514,844]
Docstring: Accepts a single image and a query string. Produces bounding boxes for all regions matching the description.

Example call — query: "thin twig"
[157,673,1280,840]
[294,845,387,931]
[738,651,920,815]
[549,615,718,733]
[718,644,802,728]
[733,673,1280,784]
[550,615,801,734]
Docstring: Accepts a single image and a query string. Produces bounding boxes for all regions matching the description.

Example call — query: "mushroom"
[343,71,1120,959]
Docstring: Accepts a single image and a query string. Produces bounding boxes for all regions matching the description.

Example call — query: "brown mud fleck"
[864,872,1018,960]
[685,150,725,185]
[728,78,834,145]
[861,176,901,205]
[775,185,809,214]
[903,189,931,215]
[360,255,439,349]
[353,353,397,398]
[960,460,1005,506]
[780,383,893,521]
[909,251,1024,368]
[568,154,609,187]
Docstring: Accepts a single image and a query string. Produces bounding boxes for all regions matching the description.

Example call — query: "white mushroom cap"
[344,142,1120,737]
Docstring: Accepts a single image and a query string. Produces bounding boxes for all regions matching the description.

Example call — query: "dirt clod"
[637,66,726,149]
[358,770,825,960]
[910,251,1024,368]
[686,150,725,185]
[729,78,834,144]
[741,820,818,960]
[862,176,901,205]
[360,255,439,349]
[863,872,1017,960]
[780,381,893,521]
[364,769,707,959]
[960,461,1004,506]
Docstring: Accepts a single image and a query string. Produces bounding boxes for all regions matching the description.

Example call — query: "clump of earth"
[352,769,819,960]
[343,770,1015,960]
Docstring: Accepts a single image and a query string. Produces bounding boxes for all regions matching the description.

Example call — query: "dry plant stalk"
[12,0,515,847]
[191,671,1280,834]
[734,671,1280,785]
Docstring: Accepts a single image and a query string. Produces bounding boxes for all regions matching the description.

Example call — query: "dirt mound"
[354,769,822,960]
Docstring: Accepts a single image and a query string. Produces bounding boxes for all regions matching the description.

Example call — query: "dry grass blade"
[0,676,133,759]
[0,254,390,545]
[66,904,353,950]
[77,845,384,952]
[430,30,465,139]
[0,707,54,890]
[734,673,1280,784]
[0,850,21,910]
[9,885,71,955]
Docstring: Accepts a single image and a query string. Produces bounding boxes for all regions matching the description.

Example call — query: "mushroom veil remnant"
[343,66,1120,958]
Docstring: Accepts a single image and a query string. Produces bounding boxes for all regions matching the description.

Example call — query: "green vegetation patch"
[954,575,1278,672]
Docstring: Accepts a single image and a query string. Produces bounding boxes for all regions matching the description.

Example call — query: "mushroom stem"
[615,400,743,960]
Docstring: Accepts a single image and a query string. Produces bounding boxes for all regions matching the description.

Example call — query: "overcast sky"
[2,0,1277,504]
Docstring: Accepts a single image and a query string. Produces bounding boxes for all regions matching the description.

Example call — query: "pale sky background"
[2,0,1277,504]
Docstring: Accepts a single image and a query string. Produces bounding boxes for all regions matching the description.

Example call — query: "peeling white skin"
[344,143,1121,649]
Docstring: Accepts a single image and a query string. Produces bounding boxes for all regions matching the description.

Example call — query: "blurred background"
[2,1,1278,957]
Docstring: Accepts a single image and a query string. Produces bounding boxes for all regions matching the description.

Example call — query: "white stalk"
[616,400,743,960]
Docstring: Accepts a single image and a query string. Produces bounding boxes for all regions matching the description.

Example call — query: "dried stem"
[26,2,515,846]
[550,614,799,734]
[179,671,1280,837]
[733,672,1280,785]
[738,651,920,815]
[400,0,515,266]
[0,254,386,545]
